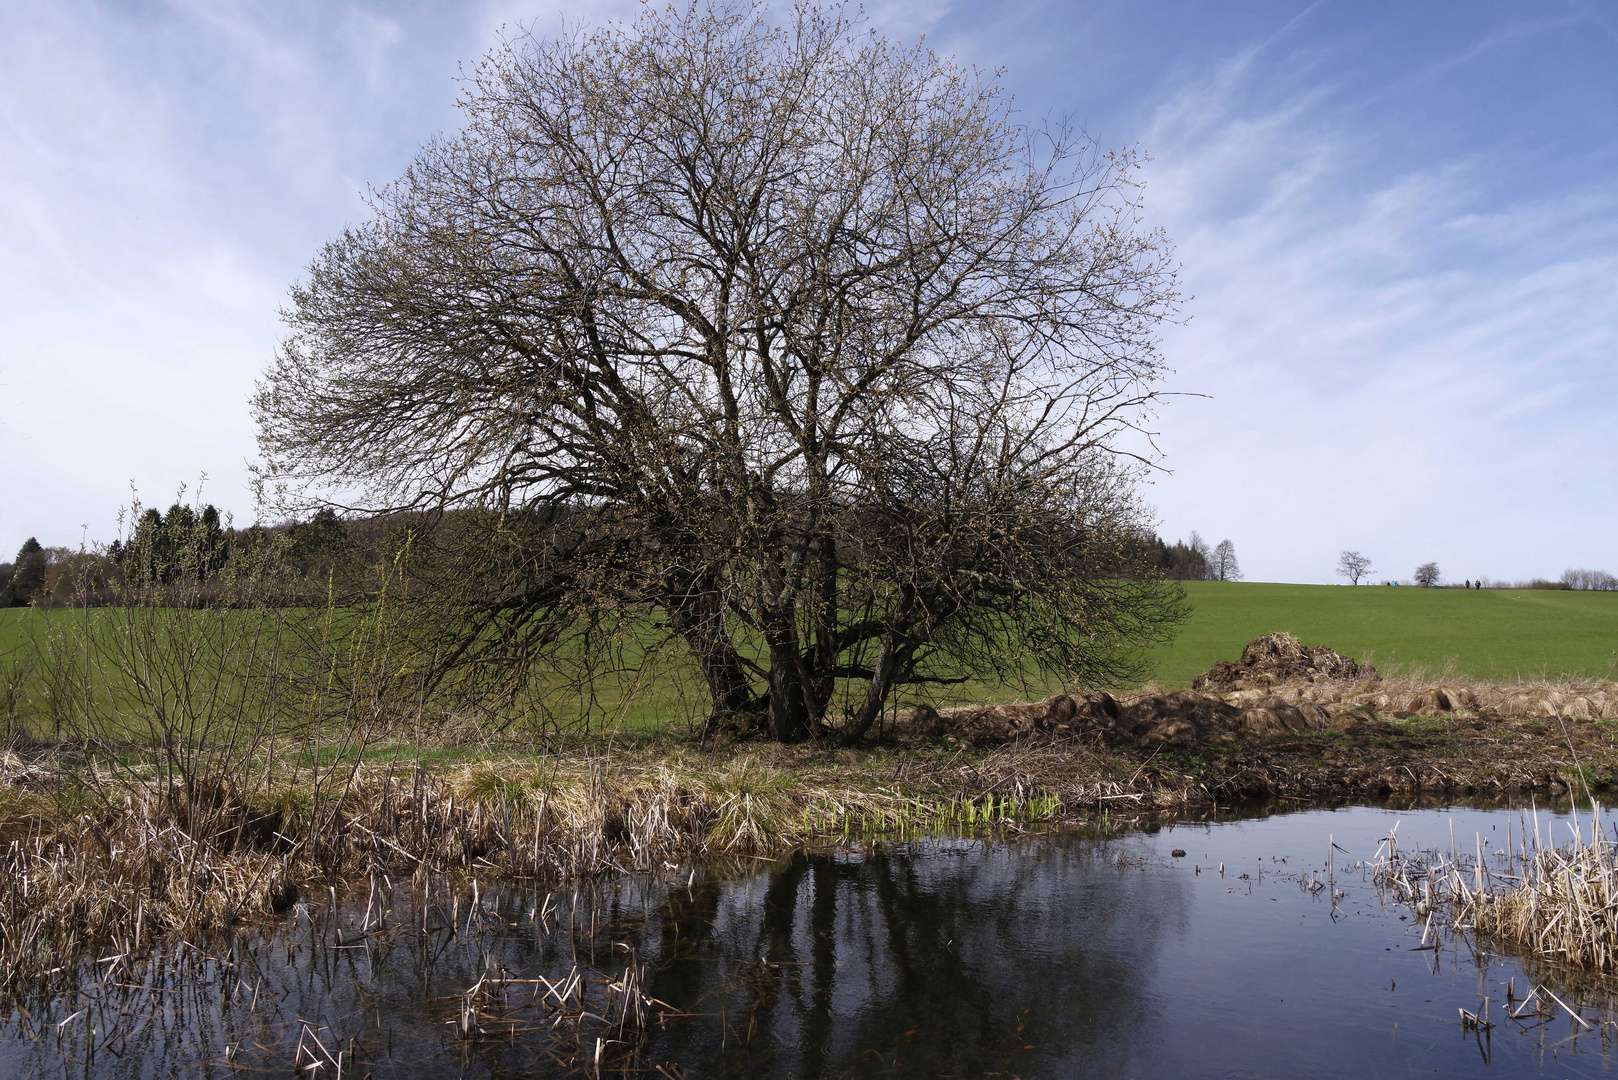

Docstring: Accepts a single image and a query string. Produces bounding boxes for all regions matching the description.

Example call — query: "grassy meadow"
[1143,581,1618,688]
[0,601,707,741]
[2,581,1613,742]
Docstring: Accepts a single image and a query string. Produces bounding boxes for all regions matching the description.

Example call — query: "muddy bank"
[914,633,1618,751]
[931,699,1618,813]
[912,633,1618,810]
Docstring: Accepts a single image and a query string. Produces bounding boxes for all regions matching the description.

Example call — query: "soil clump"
[910,632,1618,751]
[1191,631,1376,691]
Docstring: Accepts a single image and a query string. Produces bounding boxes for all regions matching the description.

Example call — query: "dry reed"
[1371,804,1618,971]
[1227,671,1618,722]
[0,743,1069,1006]
[9,866,689,1077]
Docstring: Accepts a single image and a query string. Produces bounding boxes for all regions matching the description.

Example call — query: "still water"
[11,802,1618,1078]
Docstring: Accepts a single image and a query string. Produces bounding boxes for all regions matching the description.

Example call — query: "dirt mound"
[1116,691,1337,746]
[907,647,1618,750]
[911,688,1335,750]
[912,693,1129,748]
[904,635,1618,750]
[1192,632,1376,692]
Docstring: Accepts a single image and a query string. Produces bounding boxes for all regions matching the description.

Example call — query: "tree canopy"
[2,538,46,607]
[1211,540,1240,582]
[1336,551,1372,586]
[254,1,1187,741]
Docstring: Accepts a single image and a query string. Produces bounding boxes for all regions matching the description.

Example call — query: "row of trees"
[1562,568,1618,591]
[8,507,1245,611]
[117,503,230,585]
[116,503,352,587]
[1144,531,1241,581]
[0,538,105,607]
[0,505,358,607]
[1336,552,1616,590]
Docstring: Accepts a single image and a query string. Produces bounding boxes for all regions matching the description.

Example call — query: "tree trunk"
[767,639,811,742]
[691,631,759,727]
[808,530,839,710]
[668,594,761,733]
[839,632,903,746]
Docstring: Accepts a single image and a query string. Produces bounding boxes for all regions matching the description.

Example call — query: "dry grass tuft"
[0,742,1068,1002]
[1372,805,1618,971]
[1268,673,1618,722]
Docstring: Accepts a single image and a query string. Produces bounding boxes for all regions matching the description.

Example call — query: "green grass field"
[1142,582,1618,688]
[4,583,1615,732]
[0,603,710,736]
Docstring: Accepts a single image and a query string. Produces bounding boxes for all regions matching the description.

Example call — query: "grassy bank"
[5,684,1618,997]
[5,578,1617,1009]
[1143,582,1618,688]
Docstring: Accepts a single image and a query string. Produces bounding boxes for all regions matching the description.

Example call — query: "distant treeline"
[7,506,1604,607]
[1141,530,1242,582]
[1,504,1247,610]
[1473,571,1618,591]
[1145,535,1211,581]
[0,503,389,608]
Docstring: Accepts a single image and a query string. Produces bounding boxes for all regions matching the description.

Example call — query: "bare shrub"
[1563,568,1618,591]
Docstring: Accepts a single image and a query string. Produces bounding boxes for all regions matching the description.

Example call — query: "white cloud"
[0,0,462,554]
[1138,59,1618,583]
[1,0,1612,593]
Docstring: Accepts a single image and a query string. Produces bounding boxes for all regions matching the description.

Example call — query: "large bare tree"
[254,1,1186,742]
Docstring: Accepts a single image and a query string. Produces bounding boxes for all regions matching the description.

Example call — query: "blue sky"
[2,0,1614,584]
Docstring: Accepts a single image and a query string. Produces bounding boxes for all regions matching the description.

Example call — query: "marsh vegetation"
[13,804,1618,1078]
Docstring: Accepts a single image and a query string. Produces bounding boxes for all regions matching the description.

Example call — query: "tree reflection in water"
[0,833,1188,1079]
[15,805,1618,1079]
[643,836,1187,1078]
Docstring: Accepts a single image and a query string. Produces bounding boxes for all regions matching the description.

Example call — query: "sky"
[2,0,1614,585]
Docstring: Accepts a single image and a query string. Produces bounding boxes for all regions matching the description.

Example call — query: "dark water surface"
[11,802,1618,1078]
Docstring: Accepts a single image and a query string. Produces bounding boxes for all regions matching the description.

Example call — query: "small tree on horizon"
[1336,550,1373,585]
[1414,562,1440,588]
[2,538,47,606]
[1212,539,1241,582]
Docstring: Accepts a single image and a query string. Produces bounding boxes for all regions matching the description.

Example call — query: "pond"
[11,801,1618,1078]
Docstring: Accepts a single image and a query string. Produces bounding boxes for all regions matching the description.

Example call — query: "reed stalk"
[1372,806,1618,971]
